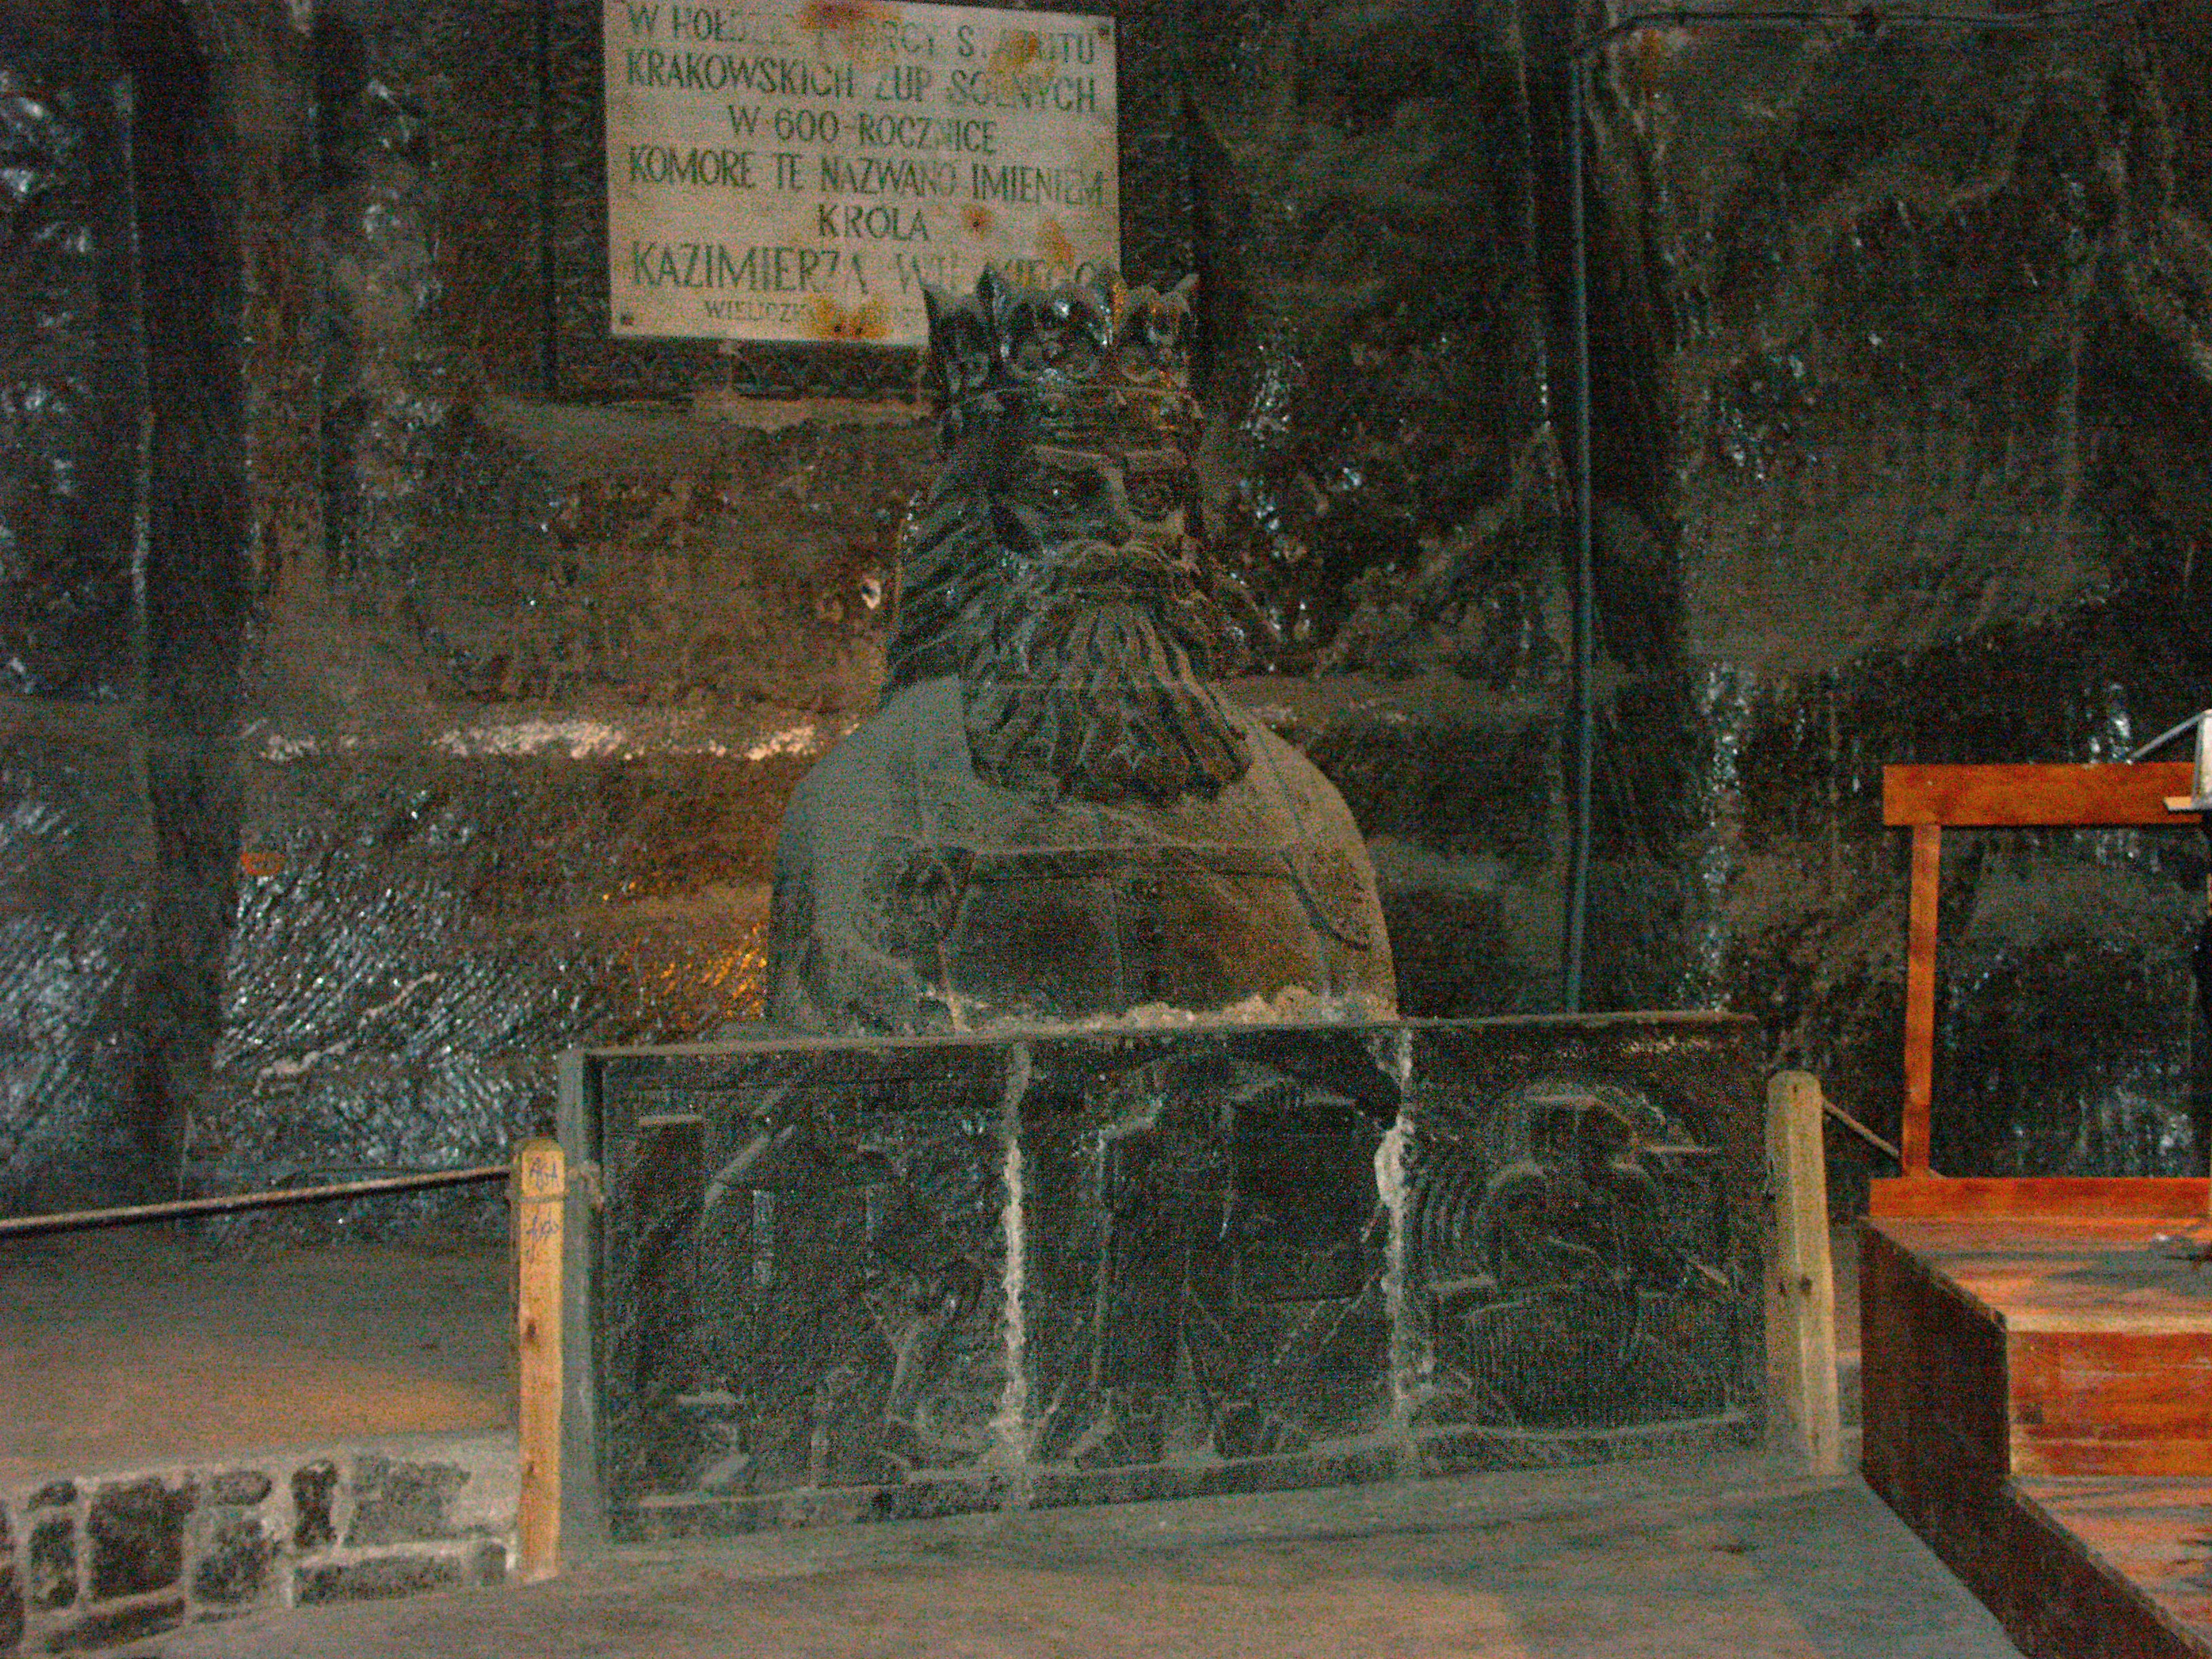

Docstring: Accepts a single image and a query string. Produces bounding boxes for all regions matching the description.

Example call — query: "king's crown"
[921,267,1196,408]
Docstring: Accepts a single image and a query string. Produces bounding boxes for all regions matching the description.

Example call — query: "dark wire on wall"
[1552,0,2154,1014]
[1562,62,1595,1015]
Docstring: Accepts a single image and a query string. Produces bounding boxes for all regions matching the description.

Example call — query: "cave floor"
[3,1225,1981,1658]
[143,1453,2023,1659]
[0,1227,511,1484]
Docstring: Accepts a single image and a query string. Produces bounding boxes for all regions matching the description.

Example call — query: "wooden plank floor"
[2017,1480,2212,1656]
[1864,1217,2212,1659]
[1871,1217,2212,1329]
[1878,1217,2212,1478]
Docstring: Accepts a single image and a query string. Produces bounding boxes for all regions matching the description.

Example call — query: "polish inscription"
[604,2,1119,344]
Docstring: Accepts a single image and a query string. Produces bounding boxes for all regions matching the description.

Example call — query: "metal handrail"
[0,1164,510,1239]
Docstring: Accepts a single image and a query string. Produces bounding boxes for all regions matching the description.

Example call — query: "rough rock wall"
[8,0,2206,1218]
[0,5,207,1211]
[4,0,934,1218]
[1589,13,2212,1192]
[1192,0,1571,1016]
[198,0,930,1214]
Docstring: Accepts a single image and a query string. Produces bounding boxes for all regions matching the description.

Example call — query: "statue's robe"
[768,675,1396,1032]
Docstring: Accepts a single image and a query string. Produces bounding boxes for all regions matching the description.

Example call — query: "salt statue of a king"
[767,269,1395,1032]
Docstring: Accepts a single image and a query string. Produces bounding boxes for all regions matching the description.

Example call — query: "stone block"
[191,1515,276,1607]
[85,1478,193,1601]
[1401,1021,1762,1439]
[607,1041,1010,1501]
[1018,1030,1398,1474]
[290,1461,338,1551]
[584,1014,1764,1539]
[344,1456,467,1547]
[294,1552,465,1605]
[46,1597,182,1650]
[205,1471,271,1507]
[468,1541,508,1586]
[27,1516,74,1611]
[26,1484,73,1511]
[0,1505,18,1656]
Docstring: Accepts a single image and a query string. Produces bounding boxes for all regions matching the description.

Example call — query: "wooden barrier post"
[1766,1071,1842,1476]
[1900,824,1941,1176]
[1880,761,2202,1209]
[514,1138,565,1583]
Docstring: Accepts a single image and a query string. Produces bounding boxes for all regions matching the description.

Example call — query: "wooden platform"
[1863,1215,2212,1658]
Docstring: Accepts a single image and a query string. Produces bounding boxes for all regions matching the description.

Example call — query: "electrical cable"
[1563,62,1595,1013]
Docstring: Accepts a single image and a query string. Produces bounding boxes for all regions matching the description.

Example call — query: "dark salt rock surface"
[28,1516,75,1611]
[574,1011,1763,1540]
[204,1471,271,1508]
[50,1598,181,1649]
[85,1478,195,1601]
[294,1555,465,1607]
[192,1516,276,1607]
[343,1456,468,1547]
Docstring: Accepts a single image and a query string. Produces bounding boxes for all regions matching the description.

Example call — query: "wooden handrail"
[1880,762,2202,1195]
[1884,762,2198,827]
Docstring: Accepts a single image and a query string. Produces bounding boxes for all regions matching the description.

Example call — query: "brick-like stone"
[207,1470,272,1506]
[291,1461,338,1551]
[29,1515,75,1611]
[294,1552,464,1605]
[469,1540,508,1586]
[344,1457,466,1547]
[86,1478,194,1601]
[192,1516,275,1607]
[0,1553,19,1656]
[27,1483,74,1511]
[46,1597,183,1650]
[0,1497,16,1654]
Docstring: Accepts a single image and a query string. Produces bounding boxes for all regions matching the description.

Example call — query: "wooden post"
[1767,1071,1842,1476]
[514,1137,565,1583]
[1900,823,1941,1176]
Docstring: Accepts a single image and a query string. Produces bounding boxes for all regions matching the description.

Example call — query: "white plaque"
[603,2,1120,345]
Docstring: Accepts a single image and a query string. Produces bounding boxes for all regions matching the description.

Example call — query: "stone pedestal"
[567,1012,1764,1540]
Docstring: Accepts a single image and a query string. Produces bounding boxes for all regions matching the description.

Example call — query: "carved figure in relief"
[768,268,1395,1031]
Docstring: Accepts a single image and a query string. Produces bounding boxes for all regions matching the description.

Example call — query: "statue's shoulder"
[1228,714,1358,827]
[1235,714,1321,775]
[777,679,966,854]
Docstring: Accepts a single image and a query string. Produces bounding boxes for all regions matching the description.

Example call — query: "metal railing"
[0,1143,567,1584]
[0,1164,510,1238]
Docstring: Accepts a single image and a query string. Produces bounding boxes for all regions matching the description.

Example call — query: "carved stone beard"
[887,366,1252,807]
[956,540,1253,806]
